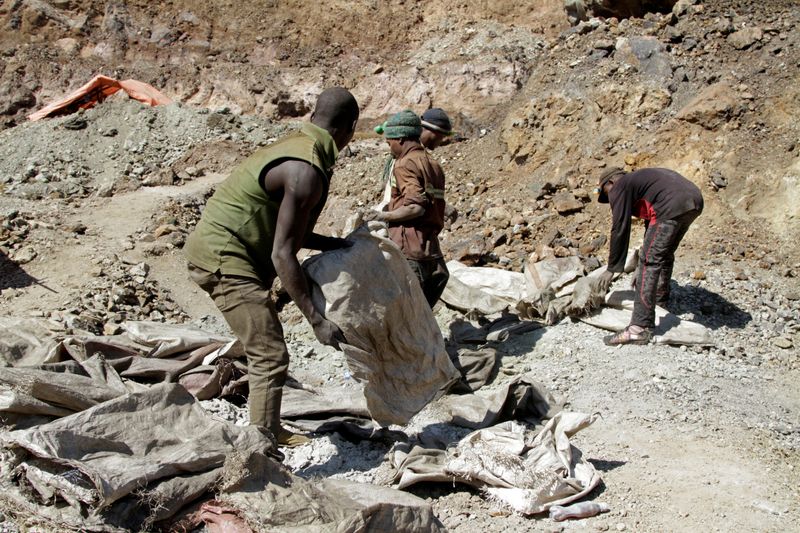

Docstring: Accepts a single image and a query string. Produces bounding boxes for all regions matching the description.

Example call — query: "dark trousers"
[631,210,700,328]
[408,257,450,308]
[188,264,288,436]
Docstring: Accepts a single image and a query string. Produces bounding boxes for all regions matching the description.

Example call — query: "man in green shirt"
[184,87,359,447]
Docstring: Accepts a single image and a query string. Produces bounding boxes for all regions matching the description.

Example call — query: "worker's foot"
[603,325,652,346]
[277,427,311,447]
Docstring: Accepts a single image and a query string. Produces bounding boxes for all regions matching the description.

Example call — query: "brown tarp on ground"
[304,227,460,426]
[0,321,604,527]
[0,384,444,532]
[28,75,173,121]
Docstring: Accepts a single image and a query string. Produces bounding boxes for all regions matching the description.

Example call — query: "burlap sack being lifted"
[304,227,460,426]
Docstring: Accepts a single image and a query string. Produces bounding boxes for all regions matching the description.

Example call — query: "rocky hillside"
[1,0,797,266]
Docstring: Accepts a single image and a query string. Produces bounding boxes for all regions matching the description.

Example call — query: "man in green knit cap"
[365,109,449,308]
[374,108,454,210]
[184,87,359,448]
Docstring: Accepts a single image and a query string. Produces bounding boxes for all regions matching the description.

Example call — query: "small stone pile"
[0,97,283,200]
[0,211,36,264]
[135,191,211,256]
[44,257,189,336]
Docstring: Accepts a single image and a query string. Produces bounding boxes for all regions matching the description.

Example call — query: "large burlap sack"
[304,227,459,426]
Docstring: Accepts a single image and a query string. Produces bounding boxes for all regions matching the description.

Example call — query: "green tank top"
[184,122,339,281]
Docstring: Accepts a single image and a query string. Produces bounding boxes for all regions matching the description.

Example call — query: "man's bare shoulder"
[263,158,324,193]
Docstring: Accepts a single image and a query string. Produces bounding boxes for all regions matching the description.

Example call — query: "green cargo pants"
[188,263,289,437]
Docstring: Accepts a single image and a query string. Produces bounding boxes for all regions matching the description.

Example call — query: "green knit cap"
[383,109,422,139]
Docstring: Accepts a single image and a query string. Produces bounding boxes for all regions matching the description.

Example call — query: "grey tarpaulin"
[524,256,584,300]
[448,314,542,345]
[391,413,601,515]
[0,325,358,430]
[304,227,460,426]
[541,274,608,325]
[441,260,529,315]
[122,321,240,359]
[448,347,499,392]
[0,383,444,532]
[0,316,62,367]
[0,383,274,531]
[582,290,714,345]
[425,374,563,429]
[442,255,643,325]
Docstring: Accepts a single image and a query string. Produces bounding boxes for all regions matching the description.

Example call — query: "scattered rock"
[485,206,512,227]
[10,245,37,264]
[103,323,123,336]
[772,337,793,349]
[129,262,150,277]
[728,27,763,50]
[552,192,584,214]
[153,224,179,238]
[710,171,728,190]
[62,222,87,234]
[62,115,88,130]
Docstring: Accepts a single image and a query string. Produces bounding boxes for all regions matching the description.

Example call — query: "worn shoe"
[603,326,652,346]
[277,428,311,447]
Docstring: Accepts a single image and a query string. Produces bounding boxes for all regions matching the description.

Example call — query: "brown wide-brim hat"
[596,167,626,203]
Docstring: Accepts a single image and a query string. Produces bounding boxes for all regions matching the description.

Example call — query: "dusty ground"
[1,0,799,531]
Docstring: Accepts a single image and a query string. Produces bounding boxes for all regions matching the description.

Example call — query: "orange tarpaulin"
[28,75,173,121]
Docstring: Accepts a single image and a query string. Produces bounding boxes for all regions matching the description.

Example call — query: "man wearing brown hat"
[596,167,704,345]
[184,87,359,448]
[365,109,448,308]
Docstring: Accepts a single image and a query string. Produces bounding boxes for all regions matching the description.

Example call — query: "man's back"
[185,122,338,282]
[610,167,703,223]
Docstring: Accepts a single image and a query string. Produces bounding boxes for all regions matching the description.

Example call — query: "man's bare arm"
[268,160,345,348]
[377,204,424,222]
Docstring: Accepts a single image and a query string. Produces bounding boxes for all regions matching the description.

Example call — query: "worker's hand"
[630,265,640,291]
[360,209,384,223]
[598,270,615,293]
[312,318,347,350]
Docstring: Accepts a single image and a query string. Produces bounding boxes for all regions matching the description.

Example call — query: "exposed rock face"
[675,83,744,129]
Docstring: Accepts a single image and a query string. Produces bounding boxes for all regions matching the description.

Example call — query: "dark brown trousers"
[188,264,288,436]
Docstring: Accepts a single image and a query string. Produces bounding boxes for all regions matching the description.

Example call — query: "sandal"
[603,326,652,346]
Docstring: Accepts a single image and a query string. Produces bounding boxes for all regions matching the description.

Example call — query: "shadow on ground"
[668,282,752,330]
[0,252,39,292]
